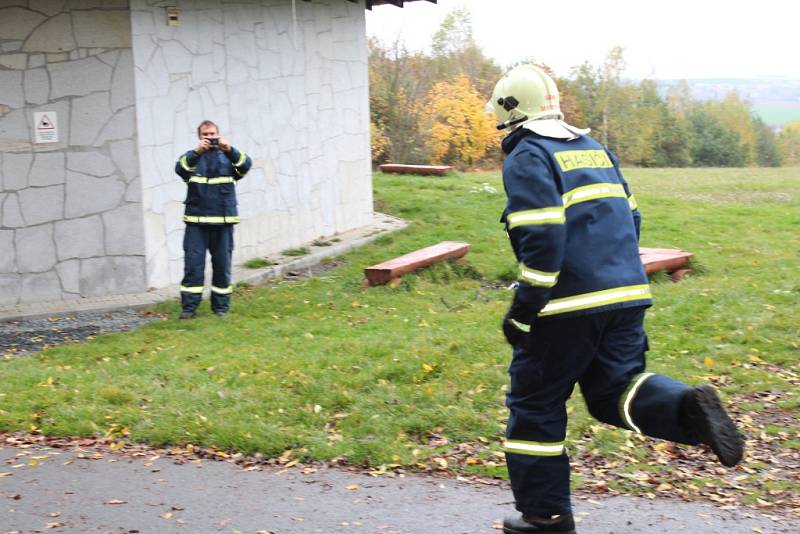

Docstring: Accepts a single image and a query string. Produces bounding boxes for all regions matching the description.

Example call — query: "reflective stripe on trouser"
[505,306,694,517]
[181,224,234,313]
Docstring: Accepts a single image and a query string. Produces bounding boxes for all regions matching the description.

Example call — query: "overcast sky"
[365,0,800,80]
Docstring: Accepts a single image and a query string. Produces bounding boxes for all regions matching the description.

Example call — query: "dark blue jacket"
[501,127,651,319]
[175,146,252,224]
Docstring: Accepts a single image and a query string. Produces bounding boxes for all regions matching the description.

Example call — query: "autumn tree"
[752,116,782,167]
[368,15,779,169]
[687,108,747,166]
[704,92,758,165]
[368,39,434,164]
[777,119,800,165]
[430,7,502,97]
[418,75,500,167]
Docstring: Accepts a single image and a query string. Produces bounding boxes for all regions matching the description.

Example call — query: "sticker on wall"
[34,111,58,143]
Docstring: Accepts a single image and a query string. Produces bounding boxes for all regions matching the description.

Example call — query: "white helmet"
[485,64,589,139]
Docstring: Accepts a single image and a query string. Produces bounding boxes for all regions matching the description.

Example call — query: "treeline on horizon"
[369,9,800,169]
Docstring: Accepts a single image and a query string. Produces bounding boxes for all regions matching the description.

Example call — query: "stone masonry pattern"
[1,0,373,306]
[0,0,146,306]
[132,0,373,288]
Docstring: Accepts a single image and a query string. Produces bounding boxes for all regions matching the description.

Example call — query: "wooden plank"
[639,247,694,276]
[379,164,453,176]
[670,268,692,282]
[364,241,470,286]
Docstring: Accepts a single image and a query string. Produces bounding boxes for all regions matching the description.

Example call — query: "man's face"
[199,125,219,141]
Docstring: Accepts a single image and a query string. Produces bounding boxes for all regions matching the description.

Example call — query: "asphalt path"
[2,444,796,534]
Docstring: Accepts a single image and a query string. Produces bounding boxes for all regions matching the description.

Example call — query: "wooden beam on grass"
[364,241,470,286]
[379,164,453,176]
[639,247,694,277]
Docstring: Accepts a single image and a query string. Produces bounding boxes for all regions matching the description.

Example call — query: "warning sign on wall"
[34,111,58,144]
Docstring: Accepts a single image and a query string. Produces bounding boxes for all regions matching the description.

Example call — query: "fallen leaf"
[105,499,127,505]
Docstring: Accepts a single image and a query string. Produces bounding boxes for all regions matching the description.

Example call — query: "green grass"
[282,247,310,256]
[243,258,274,269]
[2,168,799,505]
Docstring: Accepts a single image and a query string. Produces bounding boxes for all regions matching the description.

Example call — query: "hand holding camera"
[195,135,230,154]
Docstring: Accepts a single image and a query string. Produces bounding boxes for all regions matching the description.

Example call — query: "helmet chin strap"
[497,115,528,131]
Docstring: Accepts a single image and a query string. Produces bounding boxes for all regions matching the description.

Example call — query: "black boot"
[680,384,744,467]
[503,513,576,534]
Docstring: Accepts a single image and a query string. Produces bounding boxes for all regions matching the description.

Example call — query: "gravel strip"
[0,310,161,357]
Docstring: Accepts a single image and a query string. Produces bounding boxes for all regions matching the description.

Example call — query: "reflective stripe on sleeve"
[538,284,652,317]
[562,183,627,209]
[518,264,559,287]
[211,285,233,295]
[188,176,235,184]
[180,285,203,294]
[619,372,655,433]
[628,194,638,210]
[235,152,247,167]
[180,155,196,172]
[506,207,565,229]
[509,318,530,333]
[503,439,565,456]
[183,215,241,224]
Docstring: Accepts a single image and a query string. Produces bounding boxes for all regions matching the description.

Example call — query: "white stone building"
[0,0,433,306]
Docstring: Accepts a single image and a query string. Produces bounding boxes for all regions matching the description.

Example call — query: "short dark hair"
[197,120,219,137]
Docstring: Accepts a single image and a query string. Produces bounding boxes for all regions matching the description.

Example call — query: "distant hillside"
[657,78,800,127]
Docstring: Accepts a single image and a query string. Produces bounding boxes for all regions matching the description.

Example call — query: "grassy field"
[2,167,798,511]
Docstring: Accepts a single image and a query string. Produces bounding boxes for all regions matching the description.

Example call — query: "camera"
[209,138,219,146]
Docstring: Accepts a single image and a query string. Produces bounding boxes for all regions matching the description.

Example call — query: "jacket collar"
[501,127,535,155]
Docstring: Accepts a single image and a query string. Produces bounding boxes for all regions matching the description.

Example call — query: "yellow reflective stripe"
[235,152,247,167]
[620,372,655,433]
[539,284,652,317]
[211,285,233,295]
[628,194,638,210]
[553,149,613,172]
[188,176,235,184]
[180,285,203,294]
[562,183,626,209]
[507,207,565,229]
[519,264,559,287]
[180,155,196,172]
[504,439,565,457]
[183,215,241,224]
[509,318,530,333]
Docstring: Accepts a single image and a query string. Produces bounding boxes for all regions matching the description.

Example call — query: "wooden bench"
[364,241,470,286]
[379,164,453,176]
[364,244,692,287]
[640,247,694,281]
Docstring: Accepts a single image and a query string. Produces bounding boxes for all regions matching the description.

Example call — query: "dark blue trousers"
[504,306,698,516]
[180,224,234,314]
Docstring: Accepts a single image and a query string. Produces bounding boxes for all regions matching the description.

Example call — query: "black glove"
[502,298,533,348]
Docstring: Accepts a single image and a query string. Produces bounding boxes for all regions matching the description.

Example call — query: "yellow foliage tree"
[418,75,501,167]
[706,92,758,165]
[370,122,390,163]
[777,119,800,166]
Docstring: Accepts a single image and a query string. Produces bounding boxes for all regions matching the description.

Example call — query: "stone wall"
[0,0,146,306]
[131,0,373,288]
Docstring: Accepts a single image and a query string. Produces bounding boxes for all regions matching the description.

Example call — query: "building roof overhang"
[364,0,437,8]
[308,0,437,10]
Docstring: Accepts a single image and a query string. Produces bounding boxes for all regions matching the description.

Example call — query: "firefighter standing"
[175,120,252,319]
[486,65,744,534]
